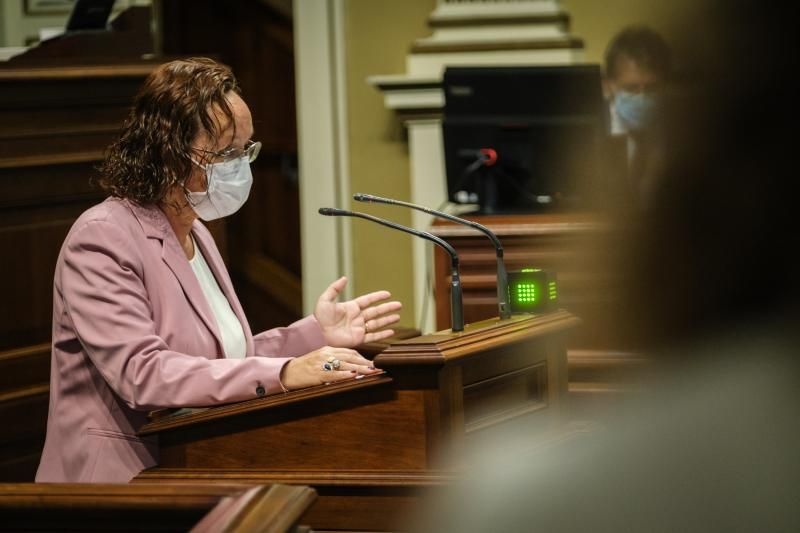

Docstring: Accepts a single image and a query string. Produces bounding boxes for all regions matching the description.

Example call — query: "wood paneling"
[0,63,157,481]
[0,345,51,472]
[0,64,156,352]
[161,0,302,333]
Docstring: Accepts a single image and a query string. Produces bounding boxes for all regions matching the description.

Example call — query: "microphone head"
[353,192,382,203]
[318,207,340,216]
[480,148,498,166]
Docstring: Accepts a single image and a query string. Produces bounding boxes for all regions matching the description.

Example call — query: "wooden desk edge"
[139,374,393,436]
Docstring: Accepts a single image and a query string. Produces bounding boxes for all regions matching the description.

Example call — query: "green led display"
[548,281,558,300]
[508,268,558,314]
[515,282,537,303]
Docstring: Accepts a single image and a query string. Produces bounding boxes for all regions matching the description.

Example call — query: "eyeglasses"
[197,140,262,163]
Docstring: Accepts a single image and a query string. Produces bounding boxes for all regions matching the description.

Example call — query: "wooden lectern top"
[140,373,393,437]
[377,311,580,365]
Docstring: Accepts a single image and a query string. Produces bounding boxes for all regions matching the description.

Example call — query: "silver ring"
[322,362,333,371]
[332,358,341,370]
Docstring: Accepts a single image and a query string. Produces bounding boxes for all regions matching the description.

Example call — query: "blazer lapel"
[126,201,225,357]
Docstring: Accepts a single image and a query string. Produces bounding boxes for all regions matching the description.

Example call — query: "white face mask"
[187,156,253,221]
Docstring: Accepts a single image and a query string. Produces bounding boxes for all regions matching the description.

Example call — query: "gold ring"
[365,321,370,334]
[332,359,341,370]
[327,356,336,363]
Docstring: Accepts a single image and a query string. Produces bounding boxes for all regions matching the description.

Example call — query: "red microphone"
[457,148,498,166]
[479,148,498,166]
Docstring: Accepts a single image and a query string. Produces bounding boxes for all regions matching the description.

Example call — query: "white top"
[188,236,246,359]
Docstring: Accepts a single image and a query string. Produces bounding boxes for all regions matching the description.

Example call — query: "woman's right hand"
[279,346,381,391]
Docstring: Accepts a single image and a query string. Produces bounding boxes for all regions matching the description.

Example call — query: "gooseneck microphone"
[318,207,464,332]
[353,193,511,320]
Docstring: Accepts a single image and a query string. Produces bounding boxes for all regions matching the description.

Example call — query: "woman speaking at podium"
[36,58,401,483]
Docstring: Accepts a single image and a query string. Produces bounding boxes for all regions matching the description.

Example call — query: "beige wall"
[343,0,436,328]
[564,0,695,68]
[339,0,693,330]
[0,1,68,47]
[0,2,5,45]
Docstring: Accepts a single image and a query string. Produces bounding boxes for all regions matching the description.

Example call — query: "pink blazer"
[36,198,326,483]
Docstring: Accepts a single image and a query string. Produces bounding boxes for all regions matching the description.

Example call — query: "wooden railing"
[0,482,316,532]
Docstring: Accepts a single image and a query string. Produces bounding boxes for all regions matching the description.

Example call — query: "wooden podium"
[136,312,578,531]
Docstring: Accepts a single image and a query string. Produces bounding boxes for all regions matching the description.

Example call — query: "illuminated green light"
[515,282,537,303]
[508,268,556,314]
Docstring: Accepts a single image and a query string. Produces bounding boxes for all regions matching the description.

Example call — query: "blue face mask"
[615,91,657,131]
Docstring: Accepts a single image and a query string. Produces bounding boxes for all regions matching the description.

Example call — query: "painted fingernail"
[350,370,357,374]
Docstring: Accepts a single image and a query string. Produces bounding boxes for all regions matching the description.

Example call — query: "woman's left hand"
[314,276,402,347]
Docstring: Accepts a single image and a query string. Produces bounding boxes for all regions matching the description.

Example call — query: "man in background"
[603,25,671,208]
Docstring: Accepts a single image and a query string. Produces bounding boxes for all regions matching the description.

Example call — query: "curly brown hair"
[98,57,241,204]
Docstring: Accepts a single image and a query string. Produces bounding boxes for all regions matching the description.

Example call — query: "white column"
[407,119,448,333]
[294,0,353,314]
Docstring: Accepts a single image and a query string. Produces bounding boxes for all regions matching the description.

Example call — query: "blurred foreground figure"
[413,3,799,532]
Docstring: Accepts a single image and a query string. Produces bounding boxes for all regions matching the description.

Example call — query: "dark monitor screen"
[66,0,116,32]
[442,65,608,214]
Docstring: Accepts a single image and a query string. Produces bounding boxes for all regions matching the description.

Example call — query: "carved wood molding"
[375,310,580,366]
[140,374,394,436]
[429,212,607,238]
[135,468,458,487]
[0,482,316,533]
[0,343,50,399]
[0,151,105,170]
[0,63,159,80]
[0,384,48,404]
[0,342,50,361]
[200,484,316,533]
[429,13,569,28]
[411,36,583,54]
[356,327,421,357]
[0,482,253,509]
[567,349,651,389]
